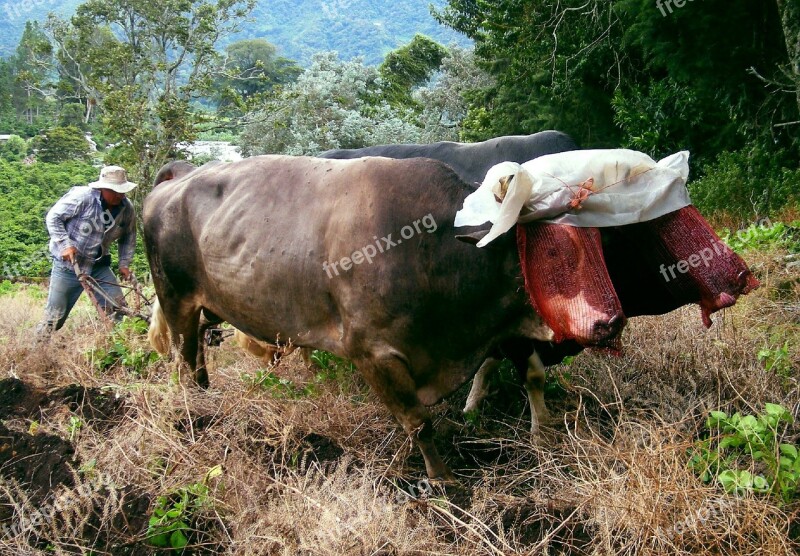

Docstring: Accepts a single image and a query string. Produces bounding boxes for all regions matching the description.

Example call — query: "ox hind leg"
[354,352,453,481]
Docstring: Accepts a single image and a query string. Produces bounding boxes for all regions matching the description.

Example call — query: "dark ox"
[317,132,760,427]
[143,155,624,478]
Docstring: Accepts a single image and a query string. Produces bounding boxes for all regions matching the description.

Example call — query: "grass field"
[0,241,798,555]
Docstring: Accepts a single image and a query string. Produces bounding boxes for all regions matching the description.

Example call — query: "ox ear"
[455,230,490,245]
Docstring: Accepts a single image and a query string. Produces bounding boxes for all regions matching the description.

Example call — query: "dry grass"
[0,246,798,554]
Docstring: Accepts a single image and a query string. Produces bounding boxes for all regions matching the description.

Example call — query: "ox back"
[319,130,579,187]
[143,155,556,478]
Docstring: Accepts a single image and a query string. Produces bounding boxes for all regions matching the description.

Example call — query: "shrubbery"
[0,134,28,161]
[691,143,799,220]
[30,126,91,163]
[0,160,97,278]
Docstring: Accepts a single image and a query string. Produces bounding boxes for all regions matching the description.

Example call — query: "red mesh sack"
[516,223,625,348]
[626,205,759,327]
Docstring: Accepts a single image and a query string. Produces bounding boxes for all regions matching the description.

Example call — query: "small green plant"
[89,317,159,375]
[720,221,796,254]
[243,350,359,398]
[0,280,19,296]
[689,404,800,502]
[67,416,83,441]
[463,408,480,427]
[147,466,222,551]
[310,350,356,380]
[241,369,316,398]
[757,340,791,377]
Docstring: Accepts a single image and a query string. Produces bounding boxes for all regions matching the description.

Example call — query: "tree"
[240,52,421,156]
[0,59,15,128]
[413,46,494,142]
[47,19,119,126]
[46,0,256,188]
[378,34,447,109]
[771,0,800,121]
[436,0,796,155]
[30,126,90,163]
[59,102,87,129]
[213,39,301,114]
[12,21,53,125]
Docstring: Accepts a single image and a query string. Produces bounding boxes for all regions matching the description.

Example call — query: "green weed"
[241,369,316,398]
[720,221,799,254]
[88,317,159,376]
[242,350,359,399]
[147,466,222,551]
[757,341,792,377]
[0,279,18,296]
[689,404,800,502]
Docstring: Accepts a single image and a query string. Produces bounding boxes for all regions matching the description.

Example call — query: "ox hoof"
[425,464,457,483]
[431,470,457,484]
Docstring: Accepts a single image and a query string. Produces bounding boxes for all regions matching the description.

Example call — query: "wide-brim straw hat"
[89,165,137,193]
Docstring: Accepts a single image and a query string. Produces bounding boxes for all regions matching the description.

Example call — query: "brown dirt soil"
[0,378,160,554]
[1,247,799,555]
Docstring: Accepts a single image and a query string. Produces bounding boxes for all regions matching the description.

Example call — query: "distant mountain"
[0,0,469,65]
[0,0,83,57]
[238,0,469,65]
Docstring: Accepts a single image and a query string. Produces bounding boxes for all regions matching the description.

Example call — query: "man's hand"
[60,246,77,263]
[119,267,132,281]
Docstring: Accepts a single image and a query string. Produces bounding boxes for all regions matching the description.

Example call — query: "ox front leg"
[524,351,550,435]
[357,354,454,481]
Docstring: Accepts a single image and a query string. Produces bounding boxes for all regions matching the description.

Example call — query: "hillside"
[0,0,469,65]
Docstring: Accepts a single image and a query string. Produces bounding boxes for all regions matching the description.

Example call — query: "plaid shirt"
[45,186,136,273]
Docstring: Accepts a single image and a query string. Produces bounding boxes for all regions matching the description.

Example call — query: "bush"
[689,404,800,503]
[0,135,28,161]
[690,144,799,220]
[0,159,98,278]
[30,126,91,163]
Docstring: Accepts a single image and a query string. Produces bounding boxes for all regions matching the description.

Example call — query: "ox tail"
[148,297,172,355]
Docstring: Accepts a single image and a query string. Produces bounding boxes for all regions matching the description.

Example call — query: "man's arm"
[45,188,86,261]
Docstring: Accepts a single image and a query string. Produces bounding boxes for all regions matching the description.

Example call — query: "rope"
[71,262,151,323]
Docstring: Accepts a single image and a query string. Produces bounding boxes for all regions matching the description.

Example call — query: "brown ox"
[143,155,625,478]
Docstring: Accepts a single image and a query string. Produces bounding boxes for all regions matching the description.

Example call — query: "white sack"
[454,149,691,247]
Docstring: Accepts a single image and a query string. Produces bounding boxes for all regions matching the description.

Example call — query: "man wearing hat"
[35,165,138,336]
